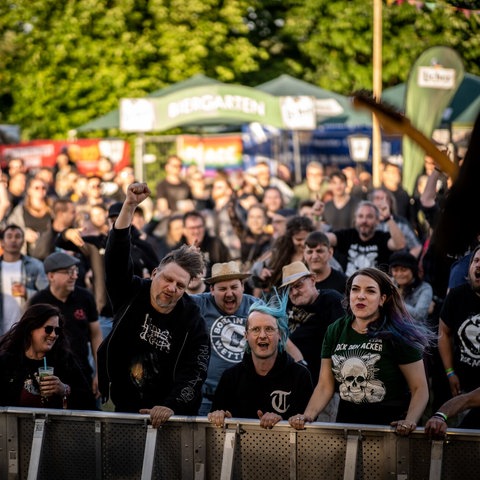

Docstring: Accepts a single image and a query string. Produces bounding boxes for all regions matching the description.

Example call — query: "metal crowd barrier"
[1,406,480,479]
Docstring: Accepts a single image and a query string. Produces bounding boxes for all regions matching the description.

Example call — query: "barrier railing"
[1,407,480,479]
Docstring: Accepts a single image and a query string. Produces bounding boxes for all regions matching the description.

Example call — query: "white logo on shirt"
[210,315,246,363]
[140,314,171,352]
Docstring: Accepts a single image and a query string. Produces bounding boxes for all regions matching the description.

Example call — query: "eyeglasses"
[54,267,79,277]
[44,325,62,335]
[290,276,309,292]
[247,326,278,337]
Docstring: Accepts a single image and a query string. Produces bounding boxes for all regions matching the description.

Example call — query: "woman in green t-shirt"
[289,267,433,435]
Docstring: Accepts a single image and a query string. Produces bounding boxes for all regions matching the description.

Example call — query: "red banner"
[0,139,130,175]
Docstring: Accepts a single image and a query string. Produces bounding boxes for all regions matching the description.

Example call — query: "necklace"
[352,320,368,334]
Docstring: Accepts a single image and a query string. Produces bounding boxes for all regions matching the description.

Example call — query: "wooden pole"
[372,0,383,187]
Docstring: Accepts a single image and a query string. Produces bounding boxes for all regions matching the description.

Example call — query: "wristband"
[446,370,456,378]
[445,367,454,374]
[433,411,448,422]
[62,383,71,409]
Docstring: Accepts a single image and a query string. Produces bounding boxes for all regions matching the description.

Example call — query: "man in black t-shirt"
[155,155,193,215]
[280,261,345,384]
[439,246,480,399]
[326,201,406,276]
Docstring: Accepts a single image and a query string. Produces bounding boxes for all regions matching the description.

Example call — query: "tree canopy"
[0,0,478,139]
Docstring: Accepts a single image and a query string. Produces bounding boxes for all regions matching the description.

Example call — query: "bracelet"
[433,411,448,422]
[445,367,454,374]
[446,370,456,378]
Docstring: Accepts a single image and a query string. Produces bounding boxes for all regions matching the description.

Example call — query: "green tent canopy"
[77,73,375,133]
[255,74,372,126]
[121,84,285,131]
[76,74,222,132]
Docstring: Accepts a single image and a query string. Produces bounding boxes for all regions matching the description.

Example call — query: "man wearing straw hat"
[191,261,259,415]
[281,260,345,421]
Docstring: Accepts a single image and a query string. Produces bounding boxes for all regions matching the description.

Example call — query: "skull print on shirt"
[332,351,386,404]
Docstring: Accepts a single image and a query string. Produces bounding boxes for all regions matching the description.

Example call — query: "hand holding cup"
[38,366,61,398]
[11,278,26,298]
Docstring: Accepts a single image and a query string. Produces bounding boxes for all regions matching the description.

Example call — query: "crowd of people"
[0,146,478,439]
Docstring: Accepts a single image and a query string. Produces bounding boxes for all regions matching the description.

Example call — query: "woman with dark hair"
[0,303,96,410]
[253,216,315,292]
[289,267,433,435]
[389,251,433,324]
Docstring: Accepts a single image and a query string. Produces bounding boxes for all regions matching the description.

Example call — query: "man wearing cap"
[97,182,210,428]
[191,261,259,415]
[28,251,102,398]
[281,261,345,387]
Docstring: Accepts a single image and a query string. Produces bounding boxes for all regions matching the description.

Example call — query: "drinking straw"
[43,357,47,369]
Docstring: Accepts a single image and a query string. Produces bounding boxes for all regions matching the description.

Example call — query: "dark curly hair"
[267,216,315,288]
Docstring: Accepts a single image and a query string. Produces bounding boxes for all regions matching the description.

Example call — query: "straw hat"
[280,261,312,288]
[204,262,251,284]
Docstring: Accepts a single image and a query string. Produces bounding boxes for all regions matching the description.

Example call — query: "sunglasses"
[54,267,79,277]
[44,326,62,335]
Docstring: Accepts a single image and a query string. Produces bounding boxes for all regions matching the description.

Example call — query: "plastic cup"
[11,277,26,298]
[38,366,54,379]
[38,366,54,399]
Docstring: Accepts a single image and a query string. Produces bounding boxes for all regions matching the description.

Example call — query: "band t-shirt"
[322,315,422,424]
[333,229,391,276]
[191,293,258,398]
[440,283,480,392]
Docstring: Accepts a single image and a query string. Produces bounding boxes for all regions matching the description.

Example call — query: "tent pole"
[292,131,302,184]
[372,0,383,187]
[134,134,145,183]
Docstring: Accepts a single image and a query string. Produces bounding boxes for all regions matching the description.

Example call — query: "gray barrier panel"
[2,407,480,480]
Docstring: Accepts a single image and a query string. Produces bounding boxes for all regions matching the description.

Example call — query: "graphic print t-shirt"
[441,283,480,392]
[322,316,422,405]
[334,229,391,276]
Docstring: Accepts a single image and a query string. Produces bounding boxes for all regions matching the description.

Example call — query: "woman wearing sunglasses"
[0,303,96,409]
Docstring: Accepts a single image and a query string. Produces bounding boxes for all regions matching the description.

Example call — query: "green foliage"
[0,0,478,140]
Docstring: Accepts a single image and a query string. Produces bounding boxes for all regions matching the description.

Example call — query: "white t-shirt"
[1,260,24,334]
